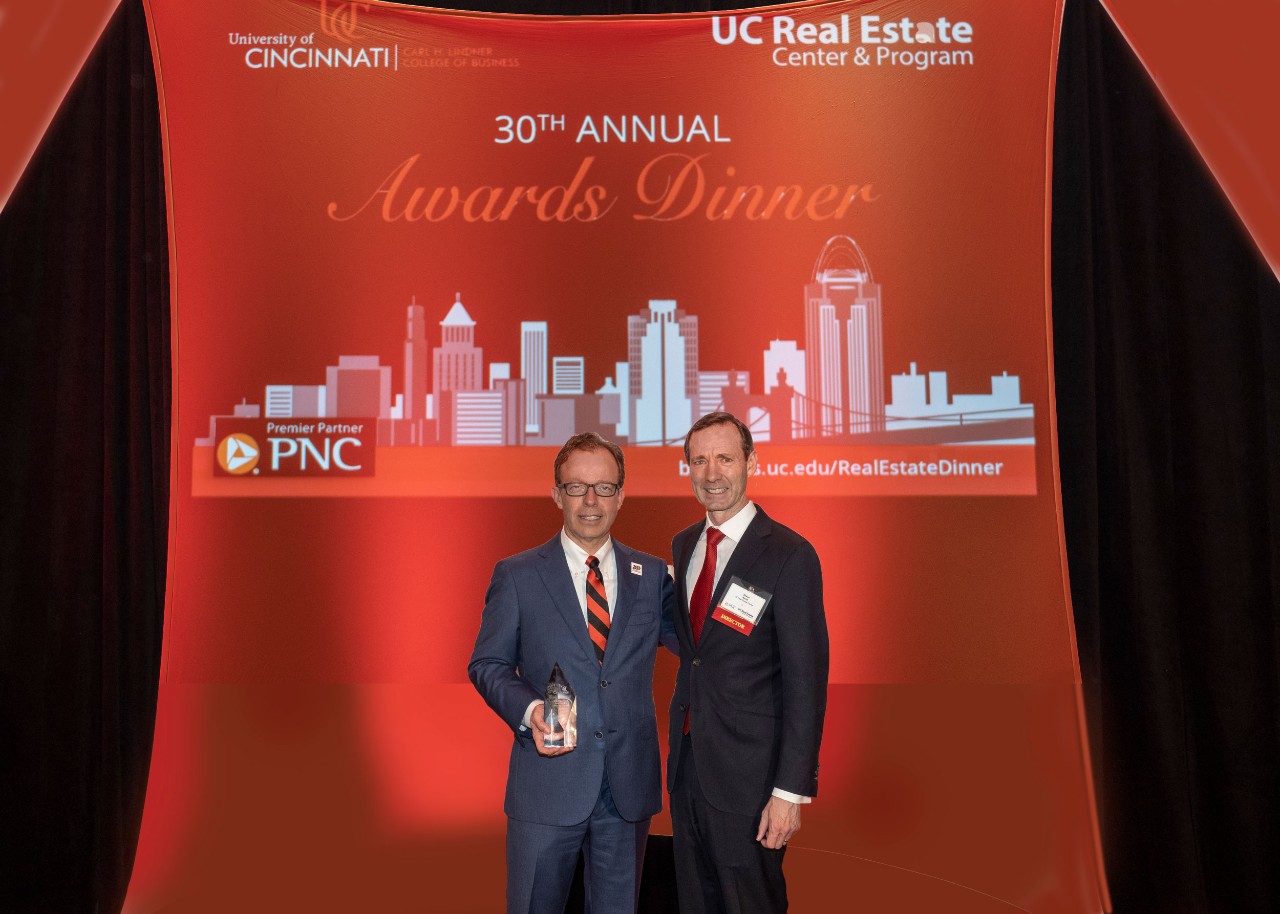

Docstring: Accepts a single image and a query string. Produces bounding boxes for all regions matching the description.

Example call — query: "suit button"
[679,704,687,712]
[600,680,609,688]
[692,658,702,667]
[594,731,604,740]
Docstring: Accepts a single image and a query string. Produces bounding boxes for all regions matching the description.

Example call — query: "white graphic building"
[521,321,548,434]
[803,235,884,437]
[553,356,585,395]
[628,299,698,446]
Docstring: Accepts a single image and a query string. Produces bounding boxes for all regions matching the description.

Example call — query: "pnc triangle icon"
[226,436,258,471]
[226,437,257,468]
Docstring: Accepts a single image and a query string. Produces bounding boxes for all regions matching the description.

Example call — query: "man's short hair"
[554,432,626,488]
[683,411,754,463]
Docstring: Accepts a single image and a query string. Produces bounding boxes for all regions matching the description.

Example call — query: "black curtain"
[1051,4,1280,912]
[0,2,169,913]
[0,1,1275,912]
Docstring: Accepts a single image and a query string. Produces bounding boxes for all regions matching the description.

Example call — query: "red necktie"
[586,555,609,664]
[684,527,726,734]
[689,527,725,645]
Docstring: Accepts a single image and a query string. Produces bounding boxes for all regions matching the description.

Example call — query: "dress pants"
[507,769,649,914]
[671,734,788,914]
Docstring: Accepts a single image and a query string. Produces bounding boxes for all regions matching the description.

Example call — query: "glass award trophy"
[544,663,577,748]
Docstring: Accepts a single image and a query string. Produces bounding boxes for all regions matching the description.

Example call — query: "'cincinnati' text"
[245,46,392,69]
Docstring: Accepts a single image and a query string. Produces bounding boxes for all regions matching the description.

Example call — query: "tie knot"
[706,528,726,547]
[587,555,600,570]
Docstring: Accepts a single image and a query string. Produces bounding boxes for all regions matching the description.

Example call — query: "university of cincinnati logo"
[320,0,368,43]
[217,433,260,475]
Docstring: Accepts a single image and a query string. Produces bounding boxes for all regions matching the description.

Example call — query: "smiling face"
[552,447,625,552]
[687,421,757,525]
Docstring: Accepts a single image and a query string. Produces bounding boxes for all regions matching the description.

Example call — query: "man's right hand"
[528,701,573,757]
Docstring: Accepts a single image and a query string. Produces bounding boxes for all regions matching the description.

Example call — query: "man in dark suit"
[667,411,829,914]
[470,432,676,914]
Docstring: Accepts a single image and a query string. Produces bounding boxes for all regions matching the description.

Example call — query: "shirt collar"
[560,529,614,571]
[704,501,757,543]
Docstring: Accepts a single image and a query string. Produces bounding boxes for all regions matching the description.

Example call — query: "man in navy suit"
[470,432,676,914]
[667,411,829,914]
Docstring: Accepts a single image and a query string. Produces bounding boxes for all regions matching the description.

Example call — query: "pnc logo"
[320,0,369,43]
[217,433,260,475]
[211,421,376,477]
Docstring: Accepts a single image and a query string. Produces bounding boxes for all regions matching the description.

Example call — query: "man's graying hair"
[683,411,754,463]
[554,432,626,488]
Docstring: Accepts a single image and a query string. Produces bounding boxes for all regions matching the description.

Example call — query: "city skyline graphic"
[197,235,1035,450]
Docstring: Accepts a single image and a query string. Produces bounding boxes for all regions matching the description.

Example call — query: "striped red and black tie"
[586,555,610,664]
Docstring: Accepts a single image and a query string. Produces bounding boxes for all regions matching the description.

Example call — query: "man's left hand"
[756,795,801,850]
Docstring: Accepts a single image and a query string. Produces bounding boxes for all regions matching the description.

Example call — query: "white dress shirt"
[560,530,618,621]
[684,501,757,601]
[686,501,811,806]
[522,531,618,729]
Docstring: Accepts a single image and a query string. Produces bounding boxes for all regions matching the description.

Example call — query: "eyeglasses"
[558,482,621,498]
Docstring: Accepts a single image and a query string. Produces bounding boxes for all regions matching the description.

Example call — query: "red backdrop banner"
[131,1,1108,911]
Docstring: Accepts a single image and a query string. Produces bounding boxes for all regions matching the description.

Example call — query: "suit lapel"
[603,543,639,669]
[704,509,771,645]
[534,537,597,667]
[673,523,701,645]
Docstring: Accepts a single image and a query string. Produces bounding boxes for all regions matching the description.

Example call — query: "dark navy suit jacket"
[666,507,829,816]
[470,534,677,826]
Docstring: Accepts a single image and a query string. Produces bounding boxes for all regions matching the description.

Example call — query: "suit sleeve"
[773,540,829,798]
[468,560,544,734]
[660,560,679,656]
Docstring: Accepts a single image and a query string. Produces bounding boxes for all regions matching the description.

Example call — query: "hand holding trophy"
[542,663,577,749]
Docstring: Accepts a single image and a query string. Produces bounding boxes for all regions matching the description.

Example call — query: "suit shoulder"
[492,538,558,573]
[671,520,703,549]
[612,542,669,573]
[756,512,819,557]
[770,519,812,547]
[615,543,663,565]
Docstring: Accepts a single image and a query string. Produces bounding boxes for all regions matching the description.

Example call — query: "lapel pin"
[631,562,643,576]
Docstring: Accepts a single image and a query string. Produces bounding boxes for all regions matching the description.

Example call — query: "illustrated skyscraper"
[628,299,698,446]
[404,297,428,419]
[521,321,548,434]
[803,236,884,437]
[433,293,483,399]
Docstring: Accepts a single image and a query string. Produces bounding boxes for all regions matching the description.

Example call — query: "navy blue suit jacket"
[666,507,829,816]
[470,534,677,826]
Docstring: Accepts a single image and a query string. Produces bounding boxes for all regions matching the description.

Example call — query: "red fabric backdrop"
[129,2,1107,911]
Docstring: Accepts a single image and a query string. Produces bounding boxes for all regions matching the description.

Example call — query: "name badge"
[711,575,772,635]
